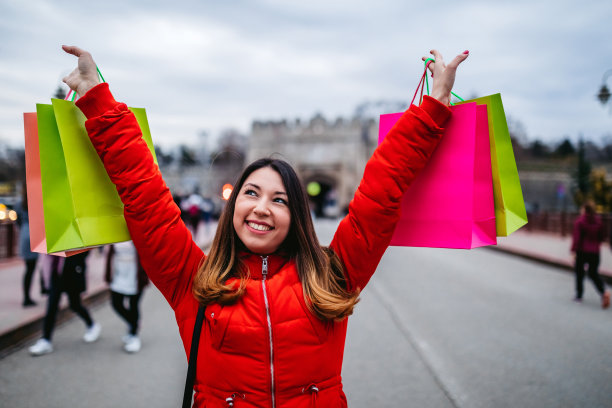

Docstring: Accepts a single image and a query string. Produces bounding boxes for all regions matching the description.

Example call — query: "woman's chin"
[243,242,277,256]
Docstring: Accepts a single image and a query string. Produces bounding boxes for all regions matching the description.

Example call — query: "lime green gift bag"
[460,94,527,236]
[36,99,157,253]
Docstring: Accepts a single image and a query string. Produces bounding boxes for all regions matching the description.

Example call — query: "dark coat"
[58,251,89,293]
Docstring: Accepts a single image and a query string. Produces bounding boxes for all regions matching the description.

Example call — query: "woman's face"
[233,167,291,255]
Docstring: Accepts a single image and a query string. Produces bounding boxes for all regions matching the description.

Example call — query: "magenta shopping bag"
[378,102,496,249]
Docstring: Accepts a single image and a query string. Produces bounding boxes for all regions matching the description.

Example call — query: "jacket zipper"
[261,256,276,408]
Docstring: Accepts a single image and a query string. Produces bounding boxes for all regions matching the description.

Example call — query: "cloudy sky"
[1,0,611,150]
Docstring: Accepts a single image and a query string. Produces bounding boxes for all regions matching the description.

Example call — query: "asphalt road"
[2,220,612,407]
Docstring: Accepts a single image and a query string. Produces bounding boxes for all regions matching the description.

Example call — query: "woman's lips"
[246,220,274,232]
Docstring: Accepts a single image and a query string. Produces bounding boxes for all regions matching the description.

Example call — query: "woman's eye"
[244,189,257,196]
[274,197,288,205]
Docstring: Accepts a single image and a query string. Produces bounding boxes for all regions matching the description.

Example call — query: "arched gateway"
[247,114,378,217]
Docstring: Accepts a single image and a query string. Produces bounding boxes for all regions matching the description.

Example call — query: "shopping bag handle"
[411,58,464,106]
[409,61,431,106]
[64,66,106,102]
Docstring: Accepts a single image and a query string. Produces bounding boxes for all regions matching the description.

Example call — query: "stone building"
[247,113,379,216]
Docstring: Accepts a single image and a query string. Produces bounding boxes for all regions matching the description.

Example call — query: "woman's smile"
[246,220,274,232]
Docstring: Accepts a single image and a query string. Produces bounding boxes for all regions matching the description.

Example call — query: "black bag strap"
[182,305,205,408]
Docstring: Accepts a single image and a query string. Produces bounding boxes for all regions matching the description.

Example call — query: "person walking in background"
[105,241,148,353]
[15,187,39,307]
[609,213,612,252]
[571,201,610,308]
[29,251,101,356]
[181,191,204,238]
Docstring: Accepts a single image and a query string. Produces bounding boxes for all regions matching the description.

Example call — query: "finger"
[422,56,435,75]
[447,51,469,70]
[62,45,86,57]
[430,49,445,68]
[62,69,78,89]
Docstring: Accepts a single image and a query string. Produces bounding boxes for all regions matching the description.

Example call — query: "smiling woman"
[233,167,291,255]
[60,44,467,407]
[193,158,358,322]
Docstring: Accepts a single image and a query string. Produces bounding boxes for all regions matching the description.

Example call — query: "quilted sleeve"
[330,96,451,291]
[76,83,204,310]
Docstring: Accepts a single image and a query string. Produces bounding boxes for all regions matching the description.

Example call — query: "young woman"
[61,45,467,407]
[105,241,149,353]
[15,187,39,307]
[29,251,101,356]
[571,201,611,308]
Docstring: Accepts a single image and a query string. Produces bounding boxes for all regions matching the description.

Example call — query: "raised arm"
[330,50,468,291]
[62,46,204,310]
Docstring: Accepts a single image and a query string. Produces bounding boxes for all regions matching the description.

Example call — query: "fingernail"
[463,50,469,54]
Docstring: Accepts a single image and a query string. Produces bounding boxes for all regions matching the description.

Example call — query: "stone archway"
[303,174,339,219]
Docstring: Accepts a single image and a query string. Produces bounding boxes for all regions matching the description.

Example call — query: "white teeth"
[247,222,271,231]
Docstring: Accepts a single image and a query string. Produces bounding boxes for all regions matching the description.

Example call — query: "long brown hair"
[192,158,359,321]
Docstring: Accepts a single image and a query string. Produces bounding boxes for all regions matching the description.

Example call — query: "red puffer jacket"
[77,84,450,407]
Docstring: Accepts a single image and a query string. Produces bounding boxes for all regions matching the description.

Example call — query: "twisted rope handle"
[421,58,464,105]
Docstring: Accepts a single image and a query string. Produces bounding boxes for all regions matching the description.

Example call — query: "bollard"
[7,222,15,258]
[0,224,6,258]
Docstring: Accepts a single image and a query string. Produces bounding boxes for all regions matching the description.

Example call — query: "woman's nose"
[253,200,271,216]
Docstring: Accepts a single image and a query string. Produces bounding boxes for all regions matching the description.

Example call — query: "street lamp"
[597,69,612,105]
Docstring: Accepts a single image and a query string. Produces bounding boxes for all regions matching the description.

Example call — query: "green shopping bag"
[459,94,527,236]
[36,99,157,253]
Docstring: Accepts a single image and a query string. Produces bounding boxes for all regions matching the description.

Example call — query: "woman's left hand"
[62,45,101,98]
[423,49,469,105]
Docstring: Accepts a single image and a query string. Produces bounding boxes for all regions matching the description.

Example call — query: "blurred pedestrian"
[105,241,148,353]
[609,213,612,251]
[571,201,610,308]
[29,251,101,356]
[15,187,39,307]
[181,192,204,238]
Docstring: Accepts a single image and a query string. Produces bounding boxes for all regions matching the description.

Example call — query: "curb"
[0,288,110,359]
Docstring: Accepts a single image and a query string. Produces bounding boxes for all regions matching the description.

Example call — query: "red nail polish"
[463,50,469,54]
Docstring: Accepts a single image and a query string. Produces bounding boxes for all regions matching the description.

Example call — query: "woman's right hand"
[423,49,469,105]
[62,45,101,98]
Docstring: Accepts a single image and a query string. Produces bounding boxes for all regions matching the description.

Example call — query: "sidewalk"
[1,226,610,356]
[0,221,216,357]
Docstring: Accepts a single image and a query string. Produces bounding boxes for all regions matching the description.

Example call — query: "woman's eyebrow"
[244,182,287,196]
[243,183,260,190]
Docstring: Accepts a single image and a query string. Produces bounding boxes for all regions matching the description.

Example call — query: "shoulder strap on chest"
[182,305,205,408]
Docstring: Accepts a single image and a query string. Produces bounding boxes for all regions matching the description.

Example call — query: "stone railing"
[525,211,611,240]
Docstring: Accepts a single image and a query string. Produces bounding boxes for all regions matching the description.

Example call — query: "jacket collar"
[240,252,291,280]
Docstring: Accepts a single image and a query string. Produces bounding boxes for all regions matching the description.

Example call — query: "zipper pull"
[261,256,268,280]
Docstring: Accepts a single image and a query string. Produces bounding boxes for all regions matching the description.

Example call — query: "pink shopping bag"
[23,112,86,257]
[378,102,496,249]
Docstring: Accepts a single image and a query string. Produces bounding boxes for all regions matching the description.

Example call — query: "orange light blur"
[222,184,233,201]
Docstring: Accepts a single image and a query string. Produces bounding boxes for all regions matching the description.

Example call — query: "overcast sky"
[2,0,612,150]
